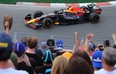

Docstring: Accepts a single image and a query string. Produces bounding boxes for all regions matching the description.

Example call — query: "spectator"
[89,42,96,52]
[10,52,18,68]
[84,33,95,56]
[0,15,28,74]
[26,36,43,69]
[21,37,28,46]
[54,39,66,57]
[47,39,55,53]
[112,34,116,49]
[63,56,93,74]
[74,32,84,51]
[55,39,64,50]
[103,40,111,48]
[40,41,47,56]
[94,47,116,74]
[51,56,68,74]
[36,50,53,74]
[97,44,104,51]
[73,50,93,71]
[43,50,53,74]
[14,42,34,74]
[92,50,102,71]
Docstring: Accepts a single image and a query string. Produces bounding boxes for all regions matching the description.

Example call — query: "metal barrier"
[2,31,113,49]
[11,32,114,49]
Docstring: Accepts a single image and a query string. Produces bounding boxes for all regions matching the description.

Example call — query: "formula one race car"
[24,3,102,29]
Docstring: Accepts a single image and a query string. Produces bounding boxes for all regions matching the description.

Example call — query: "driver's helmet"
[67,6,72,11]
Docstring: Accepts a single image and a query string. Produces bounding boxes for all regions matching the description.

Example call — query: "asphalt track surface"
[0,4,116,47]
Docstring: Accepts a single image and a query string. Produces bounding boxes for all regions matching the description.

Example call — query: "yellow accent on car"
[26,19,35,24]
[54,22,60,25]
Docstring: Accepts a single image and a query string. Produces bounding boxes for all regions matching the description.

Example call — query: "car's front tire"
[42,18,53,29]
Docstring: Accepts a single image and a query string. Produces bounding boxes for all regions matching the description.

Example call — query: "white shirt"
[0,67,28,74]
[94,69,116,74]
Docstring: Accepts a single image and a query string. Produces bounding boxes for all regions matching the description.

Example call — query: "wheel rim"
[44,20,52,28]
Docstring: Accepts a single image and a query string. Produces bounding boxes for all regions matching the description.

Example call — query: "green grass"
[0,0,17,4]
[0,0,115,4]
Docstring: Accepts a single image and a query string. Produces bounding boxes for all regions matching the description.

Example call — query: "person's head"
[13,42,26,57]
[43,50,53,66]
[63,56,93,74]
[102,47,116,67]
[21,37,27,46]
[51,56,68,74]
[98,44,104,51]
[47,39,55,52]
[89,42,95,51]
[73,50,93,70]
[0,32,12,61]
[103,40,111,48]
[40,41,47,49]
[56,39,63,50]
[40,41,47,55]
[27,36,38,49]
[92,50,102,70]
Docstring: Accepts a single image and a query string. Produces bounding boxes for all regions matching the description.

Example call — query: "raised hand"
[3,15,13,30]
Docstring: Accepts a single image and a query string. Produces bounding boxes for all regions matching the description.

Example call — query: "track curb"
[16,1,116,7]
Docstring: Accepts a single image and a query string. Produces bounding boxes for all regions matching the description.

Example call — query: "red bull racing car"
[24,3,102,29]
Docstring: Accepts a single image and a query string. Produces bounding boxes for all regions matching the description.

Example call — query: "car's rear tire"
[89,12,100,23]
[42,18,53,29]
[33,11,43,18]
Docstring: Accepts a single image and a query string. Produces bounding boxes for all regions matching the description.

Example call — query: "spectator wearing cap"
[55,39,64,50]
[51,56,68,74]
[0,33,28,74]
[92,50,102,71]
[47,39,55,53]
[14,42,34,74]
[97,44,104,51]
[94,47,116,74]
[26,36,43,69]
[35,50,53,74]
[0,15,28,74]
[54,39,67,57]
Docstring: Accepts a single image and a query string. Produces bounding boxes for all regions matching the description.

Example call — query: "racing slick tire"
[33,11,43,18]
[42,18,53,29]
[89,12,100,23]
